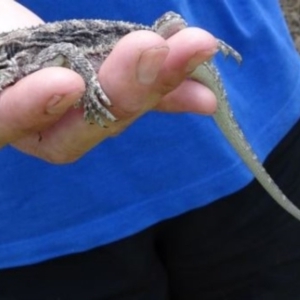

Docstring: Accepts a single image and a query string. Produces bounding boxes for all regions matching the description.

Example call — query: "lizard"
[0,11,300,220]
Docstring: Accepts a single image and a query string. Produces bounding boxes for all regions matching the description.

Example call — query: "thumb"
[0,67,85,146]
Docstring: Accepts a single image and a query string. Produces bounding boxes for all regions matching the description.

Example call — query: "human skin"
[0,0,218,163]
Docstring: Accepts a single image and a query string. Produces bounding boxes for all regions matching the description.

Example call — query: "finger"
[100,30,170,117]
[0,67,85,145]
[156,79,217,114]
[156,27,218,95]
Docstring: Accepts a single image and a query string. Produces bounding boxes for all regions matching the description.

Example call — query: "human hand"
[0,0,218,163]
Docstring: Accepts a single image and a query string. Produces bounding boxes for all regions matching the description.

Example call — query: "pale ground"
[280,0,300,51]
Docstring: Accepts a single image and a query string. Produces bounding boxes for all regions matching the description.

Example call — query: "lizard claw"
[217,39,242,64]
[78,76,117,127]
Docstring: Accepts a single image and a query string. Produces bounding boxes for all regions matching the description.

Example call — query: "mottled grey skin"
[0,11,299,220]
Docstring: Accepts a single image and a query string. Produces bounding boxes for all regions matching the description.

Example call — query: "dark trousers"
[1,120,300,300]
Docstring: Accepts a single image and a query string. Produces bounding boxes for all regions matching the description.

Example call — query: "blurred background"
[281,0,300,52]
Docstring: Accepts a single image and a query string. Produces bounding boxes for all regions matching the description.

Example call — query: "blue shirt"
[1,0,300,268]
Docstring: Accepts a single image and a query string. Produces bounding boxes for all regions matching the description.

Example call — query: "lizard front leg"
[21,43,116,127]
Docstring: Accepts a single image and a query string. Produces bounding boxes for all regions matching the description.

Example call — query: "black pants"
[1,120,300,300]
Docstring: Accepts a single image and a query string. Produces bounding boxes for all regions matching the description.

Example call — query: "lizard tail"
[190,61,300,221]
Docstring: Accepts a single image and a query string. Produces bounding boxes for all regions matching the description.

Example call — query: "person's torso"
[1,0,300,268]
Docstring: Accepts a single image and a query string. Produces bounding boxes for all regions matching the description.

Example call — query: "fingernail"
[46,91,84,115]
[137,45,169,85]
[186,47,218,73]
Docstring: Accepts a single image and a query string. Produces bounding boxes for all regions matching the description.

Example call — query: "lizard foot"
[80,76,116,127]
[23,42,117,127]
[217,39,242,64]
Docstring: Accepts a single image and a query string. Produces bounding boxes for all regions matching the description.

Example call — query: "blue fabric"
[0,0,300,268]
